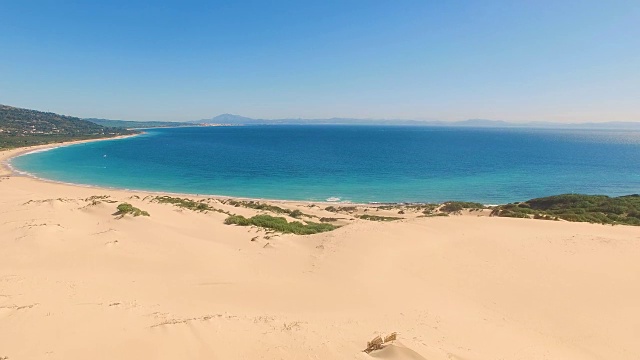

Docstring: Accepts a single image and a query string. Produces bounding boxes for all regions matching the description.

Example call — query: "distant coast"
[1,133,141,177]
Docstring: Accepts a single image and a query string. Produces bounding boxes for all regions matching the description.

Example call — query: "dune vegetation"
[357,214,402,221]
[440,201,485,213]
[223,199,311,218]
[114,203,149,218]
[224,214,338,235]
[152,196,230,214]
[491,194,640,226]
[324,205,357,213]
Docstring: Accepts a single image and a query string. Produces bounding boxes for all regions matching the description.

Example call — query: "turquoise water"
[11,126,640,204]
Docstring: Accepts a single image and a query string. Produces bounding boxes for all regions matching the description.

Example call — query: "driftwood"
[364,336,384,353]
[363,332,397,353]
[384,332,397,343]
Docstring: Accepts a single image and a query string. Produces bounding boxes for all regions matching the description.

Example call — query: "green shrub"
[289,209,303,218]
[357,214,402,221]
[324,206,357,213]
[224,214,338,235]
[224,215,251,226]
[224,200,312,218]
[495,210,530,219]
[153,196,229,214]
[440,201,485,213]
[492,194,640,226]
[440,202,463,213]
[114,203,149,217]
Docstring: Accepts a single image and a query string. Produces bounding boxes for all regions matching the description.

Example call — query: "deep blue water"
[10,126,640,203]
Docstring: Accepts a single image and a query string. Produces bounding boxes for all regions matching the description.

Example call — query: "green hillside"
[0,105,135,149]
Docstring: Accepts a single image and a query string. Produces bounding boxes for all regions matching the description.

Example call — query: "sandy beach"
[1,142,639,360]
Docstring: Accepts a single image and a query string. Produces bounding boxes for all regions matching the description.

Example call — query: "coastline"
[6,128,640,207]
[1,135,436,207]
[0,133,142,177]
[2,137,640,359]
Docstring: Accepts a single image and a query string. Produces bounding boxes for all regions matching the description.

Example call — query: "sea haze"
[11,126,640,204]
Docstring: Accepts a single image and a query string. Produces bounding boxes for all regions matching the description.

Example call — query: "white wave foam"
[22,147,56,155]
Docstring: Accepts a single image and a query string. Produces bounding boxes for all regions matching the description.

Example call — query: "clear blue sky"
[1,0,638,122]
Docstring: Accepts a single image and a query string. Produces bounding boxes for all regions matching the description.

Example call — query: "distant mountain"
[189,114,640,129]
[15,108,638,132]
[192,114,438,126]
[85,118,192,129]
[190,114,259,125]
[445,119,513,127]
[0,104,134,149]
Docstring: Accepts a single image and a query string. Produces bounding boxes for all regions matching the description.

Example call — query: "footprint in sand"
[0,303,38,319]
[0,307,13,319]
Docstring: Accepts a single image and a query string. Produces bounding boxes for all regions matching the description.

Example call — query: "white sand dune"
[1,143,640,359]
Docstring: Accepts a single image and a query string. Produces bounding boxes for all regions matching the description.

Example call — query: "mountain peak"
[191,114,257,124]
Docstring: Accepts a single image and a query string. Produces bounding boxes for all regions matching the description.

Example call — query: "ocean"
[10,126,640,204]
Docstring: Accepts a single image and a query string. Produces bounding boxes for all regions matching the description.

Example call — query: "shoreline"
[2,135,637,213]
[1,135,495,207]
[1,133,141,176]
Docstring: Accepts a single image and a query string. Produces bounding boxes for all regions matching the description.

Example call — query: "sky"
[0,0,639,122]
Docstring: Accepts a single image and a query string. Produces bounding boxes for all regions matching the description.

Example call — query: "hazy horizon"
[82,112,640,125]
[1,1,639,123]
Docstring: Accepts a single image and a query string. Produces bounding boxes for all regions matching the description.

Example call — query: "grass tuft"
[357,214,402,221]
[440,201,485,213]
[224,214,338,235]
[223,199,312,218]
[114,203,149,217]
[153,196,230,214]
